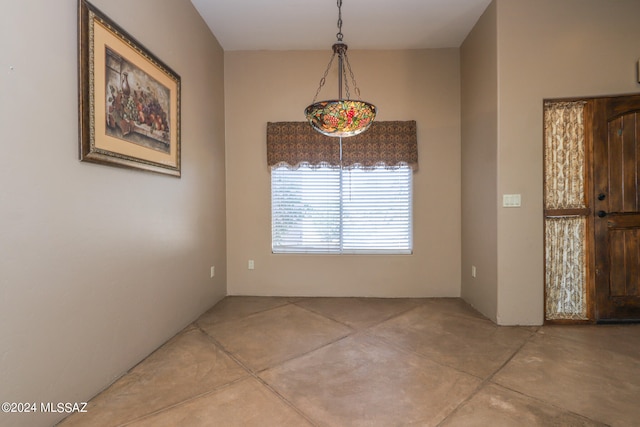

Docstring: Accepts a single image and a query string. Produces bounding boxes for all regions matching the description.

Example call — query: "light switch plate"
[503,194,522,207]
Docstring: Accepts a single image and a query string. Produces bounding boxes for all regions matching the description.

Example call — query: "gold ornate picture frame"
[78,0,181,176]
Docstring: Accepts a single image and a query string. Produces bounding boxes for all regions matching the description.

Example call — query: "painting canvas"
[79,0,181,176]
[105,47,171,153]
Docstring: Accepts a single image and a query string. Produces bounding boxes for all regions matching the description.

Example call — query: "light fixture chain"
[312,51,337,103]
[342,63,351,99]
[336,0,343,41]
[343,53,361,100]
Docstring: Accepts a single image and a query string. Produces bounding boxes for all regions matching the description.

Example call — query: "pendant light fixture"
[304,0,376,138]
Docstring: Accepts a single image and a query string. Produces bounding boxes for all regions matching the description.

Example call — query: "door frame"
[543,93,640,324]
[543,97,595,324]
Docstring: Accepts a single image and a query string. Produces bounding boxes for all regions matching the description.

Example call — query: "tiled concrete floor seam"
[435,327,539,426]
[482,327,537,381]
[195,323,321,426]
[251,374,320,427]
[438,326,613,427]
[353,328,521,425]
[290,299,426,331]
[88,326,253,427]
[195,323,258,373]
[117,376,250,427]
[194,300,297,328]
[492,328,637,426]
[481,383,613,427]
[55,326,212,427]
[289,302,359,330]
[260,331,355,374]
[357,328,477,376]
[86,327,205,406]
[197,302,362,372]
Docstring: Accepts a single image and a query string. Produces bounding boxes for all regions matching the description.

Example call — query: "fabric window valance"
[267,120,418,170]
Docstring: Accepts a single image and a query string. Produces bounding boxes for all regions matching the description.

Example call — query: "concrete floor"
[59,297,640,426]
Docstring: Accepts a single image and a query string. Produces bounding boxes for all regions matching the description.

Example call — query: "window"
[271,164,412,254]
[267,120,418,255]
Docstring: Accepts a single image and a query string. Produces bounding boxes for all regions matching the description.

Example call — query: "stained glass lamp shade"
[305,99,376,138]
[304,1,376,138]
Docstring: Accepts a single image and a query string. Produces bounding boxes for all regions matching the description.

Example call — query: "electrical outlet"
[210,266,215,278]
[248,260,255,270]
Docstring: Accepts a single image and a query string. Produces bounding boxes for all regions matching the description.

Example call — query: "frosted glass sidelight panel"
[545,217,587,320]
[544,102,586,210]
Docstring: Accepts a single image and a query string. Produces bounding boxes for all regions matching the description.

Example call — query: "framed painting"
[78,0,181,176]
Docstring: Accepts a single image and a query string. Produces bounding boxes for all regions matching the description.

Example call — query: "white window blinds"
[272,165,341,253]
[271,164,412,254]
[341,166,412,253]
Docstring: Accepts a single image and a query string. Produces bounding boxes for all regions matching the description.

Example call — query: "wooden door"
[593,95,640,321]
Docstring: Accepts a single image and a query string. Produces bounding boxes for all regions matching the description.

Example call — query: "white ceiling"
[190,0,492,51]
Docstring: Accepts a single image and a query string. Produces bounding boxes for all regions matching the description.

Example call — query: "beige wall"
[460,2,499,322]
[225,49,461,297]
[496,0,640,324]
[460,0,640,324]
[0,1,226,425]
